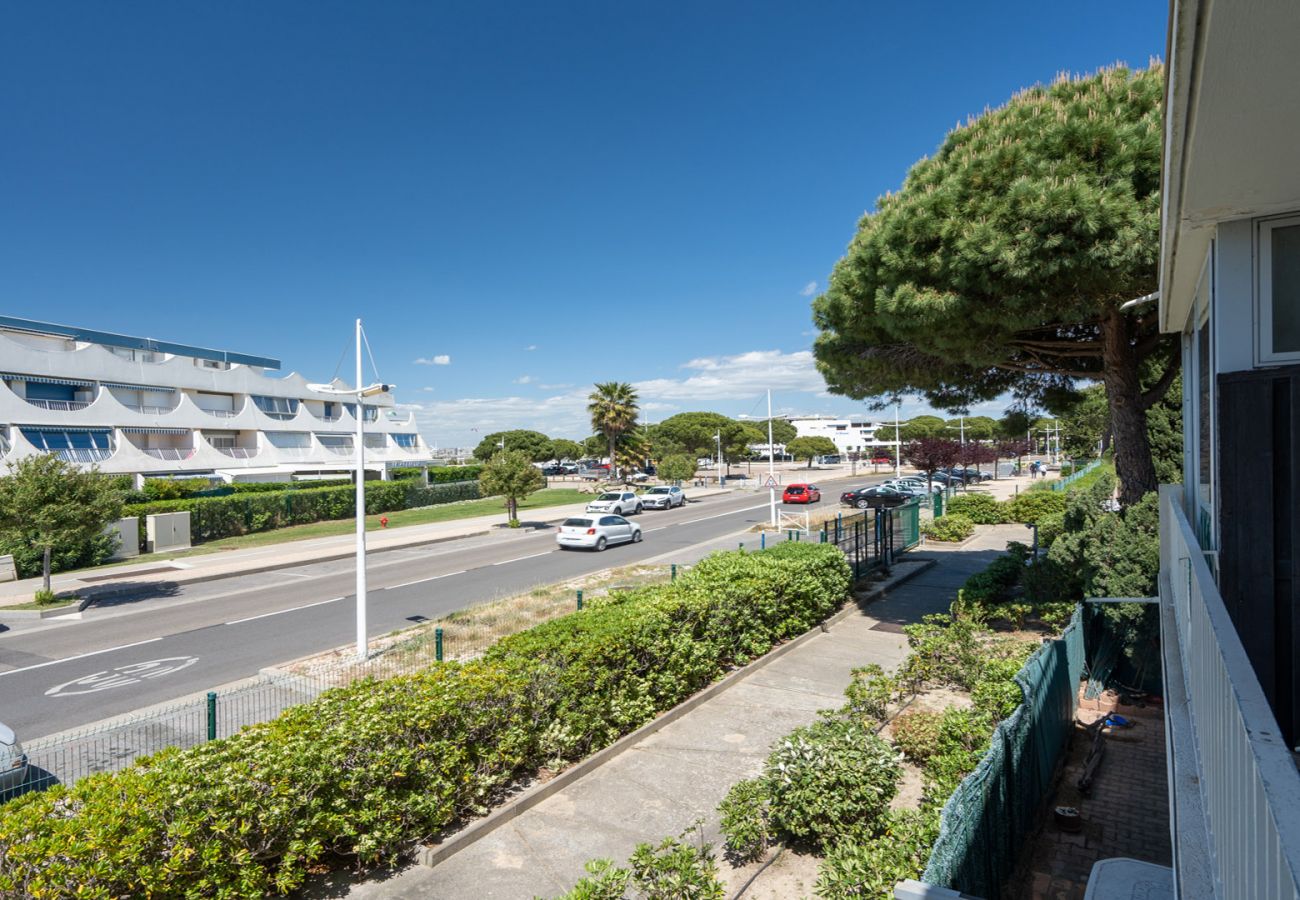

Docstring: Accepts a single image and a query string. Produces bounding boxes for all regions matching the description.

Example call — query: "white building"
[786,415,896,456]
[0,315,434,483]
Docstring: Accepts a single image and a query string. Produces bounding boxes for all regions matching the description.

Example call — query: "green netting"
[921,606,1086,897]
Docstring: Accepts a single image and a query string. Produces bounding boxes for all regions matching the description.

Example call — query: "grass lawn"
[62,488,592,569]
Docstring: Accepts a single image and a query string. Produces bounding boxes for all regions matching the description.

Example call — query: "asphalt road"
[0,473,889,740]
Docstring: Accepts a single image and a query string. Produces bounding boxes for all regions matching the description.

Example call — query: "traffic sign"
[764,475,780,488]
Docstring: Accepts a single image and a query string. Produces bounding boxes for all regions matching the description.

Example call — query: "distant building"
[0,315,433,483]
[785,415,897,455]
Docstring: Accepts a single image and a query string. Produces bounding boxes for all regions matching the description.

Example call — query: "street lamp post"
[767,389,776,528]
[308,318,393,661]
[715,430,724,487]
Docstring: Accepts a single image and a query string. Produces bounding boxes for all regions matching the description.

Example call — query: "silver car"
[0,723,28,798]
[556,515,643,551]
[585,491,643,515]
[641,486,687,509]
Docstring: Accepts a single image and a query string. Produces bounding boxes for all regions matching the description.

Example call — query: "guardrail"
[1159,485,1300,899]
[1049,458,1102,491]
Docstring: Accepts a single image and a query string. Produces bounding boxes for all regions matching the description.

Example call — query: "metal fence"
[1159,486,1300,899]
[1048,458,1102,492]
[815,500,922,579]
[920,606,1086,897]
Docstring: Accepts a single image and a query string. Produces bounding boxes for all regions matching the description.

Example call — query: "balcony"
[23,398,90,412]
[54,448,114,464]
[142,448,196,461]
[201,408,239,418]
[321,445,354,457]
[127,405,179,415]
[212,447,258,459]
[1158,486,1300,897]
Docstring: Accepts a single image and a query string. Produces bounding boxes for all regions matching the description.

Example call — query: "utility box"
[146,511,191,553]
[105,517,141,561]
[0,555,15,583]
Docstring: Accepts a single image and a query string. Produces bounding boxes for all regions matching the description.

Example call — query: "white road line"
[277,572,312,578]
[0,636,164,679]
[386,571,465,590]
[676,503,770,526]
[492,551,552,566]
[225,596,344,626]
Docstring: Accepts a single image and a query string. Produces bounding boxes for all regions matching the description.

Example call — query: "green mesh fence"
[921,606,1086,897]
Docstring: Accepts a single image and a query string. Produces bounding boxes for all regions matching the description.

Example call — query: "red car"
[782,483,821,504]
[870,455,893,465]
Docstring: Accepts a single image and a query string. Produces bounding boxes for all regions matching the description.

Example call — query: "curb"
[0,604,82,620]
[413,554,937,870]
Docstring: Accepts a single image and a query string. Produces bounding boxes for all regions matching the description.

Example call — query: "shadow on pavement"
[77,580,182,611]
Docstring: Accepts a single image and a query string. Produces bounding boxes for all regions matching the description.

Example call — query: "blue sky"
[1,2,1167,449]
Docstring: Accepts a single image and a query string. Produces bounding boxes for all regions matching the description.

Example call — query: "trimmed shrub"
[944,493,1002,524]
[764,718,901,851]
[719,778,771,862]
[843,663,896,724]
[142,477,215,500]
[1002,490,1067,524]
[814,809,940,900]
[922,514,974,543]
[123,479,482,544]
[891,709,943,763]
[0,544,850,897]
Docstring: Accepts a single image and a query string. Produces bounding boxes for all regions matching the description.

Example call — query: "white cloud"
[799,281,818,297]
[513,375,534,384]
[525,344,538,351]
[421,386,435,393]
[409,348,832,448]
[414,354,451,366]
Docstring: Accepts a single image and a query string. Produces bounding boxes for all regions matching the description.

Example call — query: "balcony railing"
[201,408,238,418]
[321,445,354,456]
[1159,486,1300,899]
[142,448,196,461]
[127,405,178,415]
[24,398,90,412]
[54,448,113,464]
[212,447,257,459]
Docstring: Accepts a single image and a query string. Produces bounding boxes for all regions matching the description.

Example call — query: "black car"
[839,485,911,509]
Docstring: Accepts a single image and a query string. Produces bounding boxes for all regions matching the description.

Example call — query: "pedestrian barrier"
[1049,459,1102,492]
[919,606,1086,897]
[815,499,921,579]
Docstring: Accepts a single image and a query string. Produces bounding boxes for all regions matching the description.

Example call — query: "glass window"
[1258,216,1300,362]
[252,395,299,417]
[562,518,591,527]
[393,433,417,448]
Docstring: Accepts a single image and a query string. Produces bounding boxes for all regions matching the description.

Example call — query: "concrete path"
[326,525,1028,900]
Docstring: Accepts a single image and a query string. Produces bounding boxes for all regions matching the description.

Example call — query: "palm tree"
[587,382,640,480]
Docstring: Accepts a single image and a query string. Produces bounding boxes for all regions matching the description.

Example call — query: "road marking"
[277,572,313,578]
[0,636,164,679]
[225,596,344,626]
[46,656,200,697]
[676,503,770,526]
[386,571,465,589]
[493,551,551,566]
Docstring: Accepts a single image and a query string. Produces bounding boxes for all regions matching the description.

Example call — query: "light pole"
[308,318,393,661]
[715,430,724,486]
[767,390,777,528]
[894,402,902,478]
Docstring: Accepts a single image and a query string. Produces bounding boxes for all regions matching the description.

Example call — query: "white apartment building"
[0,315,434,483]
[786,414,897,455]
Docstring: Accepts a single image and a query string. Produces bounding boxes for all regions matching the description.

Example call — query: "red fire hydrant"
[379,516,389,528]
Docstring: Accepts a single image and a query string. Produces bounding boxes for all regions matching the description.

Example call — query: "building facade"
[786,415,897,455]
[0,316,433,483]
[1157,1,1300,895]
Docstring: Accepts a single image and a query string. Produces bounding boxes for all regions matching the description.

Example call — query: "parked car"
[889,477,943,493]
[0,723,28,799]
[882,480,932,497]
[782,483,822,504]
[840,485,911,509]
[540,464,566,476]
[870,455,894,465]
[816,454,842,465]
[560,463,580,474]
[556,515,643,551]
[585,491,643,515]
[641,485,687,509]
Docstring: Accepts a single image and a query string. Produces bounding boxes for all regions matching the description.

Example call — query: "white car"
[0,723,28,799]
[585,491,643,515]
[641,485,687,509]
[884,479,937,496]
[556,515,643,551]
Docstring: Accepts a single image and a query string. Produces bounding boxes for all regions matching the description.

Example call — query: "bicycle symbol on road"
[45,657,200,697]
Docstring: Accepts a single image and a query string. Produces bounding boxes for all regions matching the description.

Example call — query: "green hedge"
[124,479,481,545]
[922,514,974,543]
[0,543,850,898]
[390,465,485,483]
[939,491,1067,527]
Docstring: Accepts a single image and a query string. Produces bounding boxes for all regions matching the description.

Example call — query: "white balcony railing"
[1159,486,1300,899]
[201,408,238,418]
[54,448,113,464]
[128,405,178,415]
[142,448,196,461]
[24,398,90,411]
[212,447,257,459]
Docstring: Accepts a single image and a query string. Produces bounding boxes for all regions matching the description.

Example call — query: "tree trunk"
[43,546,51,593]
[607,436,616,480]
[1101,311,1159,505]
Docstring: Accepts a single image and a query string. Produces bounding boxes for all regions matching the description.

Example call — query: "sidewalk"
[322,525,1028,900]
[0,488,735,609]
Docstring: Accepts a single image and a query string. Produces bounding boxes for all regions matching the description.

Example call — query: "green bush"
[814,809,940,900]
[142,477,215,500]
[764,718,901,851]
[891,709,943,762]
[842,664,896,724]
[0,529,118,580]
[557,828,725,900]
[944,493,1002,524]
[959,553,1025,605]
[123,479,483,545]
[718,778,771,862]
[1002,490,1067,524]
[0,544,851,898]
[922,514,974,543]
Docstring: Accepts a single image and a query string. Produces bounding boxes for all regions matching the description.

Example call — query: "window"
[393,433,417,448]
[317,434,353,448]
[252,395,299,418]
[1256,215,1300,363]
